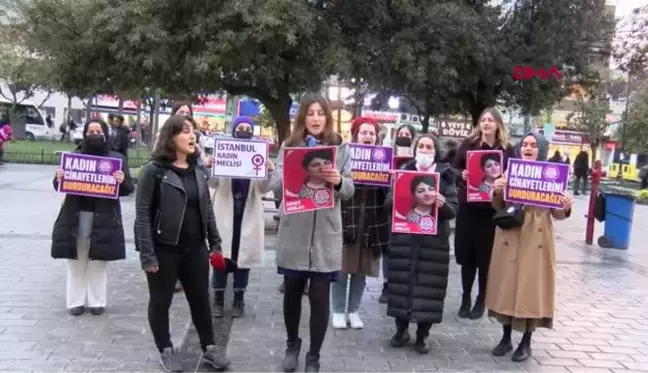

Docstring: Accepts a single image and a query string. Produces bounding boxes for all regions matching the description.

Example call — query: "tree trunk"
[66,95,72,123]
[421,114,431,133]
[470,102,487,127]
[9,106,26,140]
[117,98,124,116]
[265,95,292,147]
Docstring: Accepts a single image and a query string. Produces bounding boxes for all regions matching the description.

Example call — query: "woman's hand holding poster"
[504,158,570,208]
[282,146,337,214]
[466,150,503,202]
[391,170,440,235]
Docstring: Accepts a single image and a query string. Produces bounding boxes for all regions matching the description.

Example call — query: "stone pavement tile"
[0,165,194,372]
[186,198,648,373]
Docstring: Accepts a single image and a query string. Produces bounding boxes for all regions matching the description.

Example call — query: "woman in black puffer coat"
[385,134,459,354]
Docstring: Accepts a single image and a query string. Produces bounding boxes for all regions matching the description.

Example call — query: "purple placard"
[504,158,570,208]
[58,152,122,199]
[348,144,393,186]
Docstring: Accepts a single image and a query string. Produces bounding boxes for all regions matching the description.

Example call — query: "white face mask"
[416,152,435,168]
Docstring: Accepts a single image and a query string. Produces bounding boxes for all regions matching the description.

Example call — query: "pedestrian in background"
[0,120,12,165]
[108,114,130,160]
[51,119,133,316]
[385,134,458,354]
[331,117,390,330]
[134,115,230,372]
[453,108,516,320]
[272,96,354,372]
[573,146,589,195]
[209,116,275,318]
[486,131,573,362]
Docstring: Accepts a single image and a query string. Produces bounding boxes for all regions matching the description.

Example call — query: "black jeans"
[146,247,214,352]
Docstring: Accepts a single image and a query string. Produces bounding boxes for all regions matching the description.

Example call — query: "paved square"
[2,163,648,372]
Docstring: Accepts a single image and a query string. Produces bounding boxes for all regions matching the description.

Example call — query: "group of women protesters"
[50,95,573,372]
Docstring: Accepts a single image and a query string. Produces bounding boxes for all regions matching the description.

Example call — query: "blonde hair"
[466,107,509,149]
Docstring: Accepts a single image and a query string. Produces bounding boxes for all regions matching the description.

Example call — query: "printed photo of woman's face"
[482,157,501,181]
[410,176,436,212]
[302,149,334,187]
[307,157,332,176]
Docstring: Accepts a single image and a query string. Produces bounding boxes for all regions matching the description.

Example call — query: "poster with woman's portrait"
[391,170,440,235]
[466,150,503,202]
[282,146,337,214]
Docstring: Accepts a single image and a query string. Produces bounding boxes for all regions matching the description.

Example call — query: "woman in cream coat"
[209,116,274,318]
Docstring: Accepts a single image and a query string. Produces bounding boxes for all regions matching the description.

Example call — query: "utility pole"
[618,71,631,179]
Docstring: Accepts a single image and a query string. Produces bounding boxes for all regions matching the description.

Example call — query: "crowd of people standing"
[49,95,574,372]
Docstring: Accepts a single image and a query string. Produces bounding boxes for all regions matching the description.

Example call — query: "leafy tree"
[566,85,611,161]
[0,22,55,138]
[359,0,613,126]
[614,4,648,75]
[622,85,648,154]
[17,0,345,144]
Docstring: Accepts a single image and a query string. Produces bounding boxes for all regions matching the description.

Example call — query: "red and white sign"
[194,96,227,115]
[362,111,399,123]
[96,95,140,110]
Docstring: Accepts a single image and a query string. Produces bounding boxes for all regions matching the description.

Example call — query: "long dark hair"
[81,119,111,155]
[152,115,197,163]
[171,101,193,117]
[285,95,340,147]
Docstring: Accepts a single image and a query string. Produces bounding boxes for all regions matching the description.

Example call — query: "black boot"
[213,291,224,318]
[232,291,245,318]
[492,324,513,356]
[413,326,430,354]
[512,333,532,362]
[469,296,485,319]
[389,321,410,347]
[378,282,388,304]
[281,338,302,372]
[458,293,471,318]
[304,352,320,372]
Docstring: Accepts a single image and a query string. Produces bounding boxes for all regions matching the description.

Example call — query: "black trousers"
[146,247,214,352]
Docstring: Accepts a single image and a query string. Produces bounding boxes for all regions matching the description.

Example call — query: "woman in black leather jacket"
[134,115,229,372]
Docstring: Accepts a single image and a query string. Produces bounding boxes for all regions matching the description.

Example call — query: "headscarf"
[517,131,549,161]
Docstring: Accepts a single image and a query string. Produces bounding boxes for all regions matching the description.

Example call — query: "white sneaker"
[332,313,347,329]
[347,312,364,329]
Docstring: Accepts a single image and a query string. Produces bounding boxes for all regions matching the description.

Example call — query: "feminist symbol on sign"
[251,154,265,176]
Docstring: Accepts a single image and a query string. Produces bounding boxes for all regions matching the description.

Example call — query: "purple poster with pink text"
[58,152,122,199]
[504,158,569,209]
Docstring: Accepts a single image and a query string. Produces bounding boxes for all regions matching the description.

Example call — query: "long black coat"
[453,138,516,269]
[51,150,134,261]
[386,161,459,324]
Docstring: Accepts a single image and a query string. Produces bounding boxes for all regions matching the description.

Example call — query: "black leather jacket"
[134,160,221,269]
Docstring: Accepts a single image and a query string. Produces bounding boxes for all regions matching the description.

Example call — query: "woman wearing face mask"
[454,108,516,320]
[392,124,416,156]
[271,95,354,372]
[385,134,458,354]
[378,123,417,303]
[209,116,275,318]
[52,119,134,316]
[134,115,230,372]
[486,131,573,362]
[331,117,390,330]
